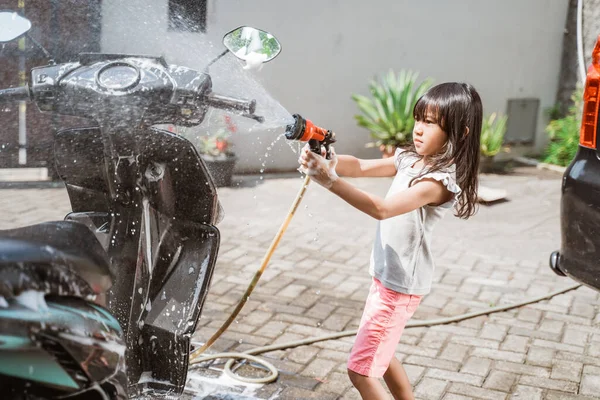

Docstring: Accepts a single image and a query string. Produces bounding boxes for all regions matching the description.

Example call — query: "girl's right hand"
[298,144,339,189]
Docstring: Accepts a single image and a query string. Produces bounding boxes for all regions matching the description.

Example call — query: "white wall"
[101,0,568,172]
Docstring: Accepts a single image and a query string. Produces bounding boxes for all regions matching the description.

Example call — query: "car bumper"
[551,146,600,290]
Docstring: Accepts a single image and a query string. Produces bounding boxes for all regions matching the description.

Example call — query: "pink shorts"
[347,278,421,377]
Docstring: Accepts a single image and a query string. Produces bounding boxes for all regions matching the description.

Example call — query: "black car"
[550,38,600,290]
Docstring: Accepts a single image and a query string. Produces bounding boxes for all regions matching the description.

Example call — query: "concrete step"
[0,168,49,182]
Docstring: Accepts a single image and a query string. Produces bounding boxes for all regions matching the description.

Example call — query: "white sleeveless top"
[369,149,461,295]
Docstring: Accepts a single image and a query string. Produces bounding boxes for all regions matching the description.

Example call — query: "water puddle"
[134,368,275,399]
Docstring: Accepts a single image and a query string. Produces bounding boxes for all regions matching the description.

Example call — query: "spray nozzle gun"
[284,114,336,159]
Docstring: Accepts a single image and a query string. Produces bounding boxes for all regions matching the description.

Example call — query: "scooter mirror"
[223,26,281,65]
[0,12,32,43]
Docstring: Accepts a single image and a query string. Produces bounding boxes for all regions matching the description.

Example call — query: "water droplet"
[238,339,243,344]
[316,290,321,295]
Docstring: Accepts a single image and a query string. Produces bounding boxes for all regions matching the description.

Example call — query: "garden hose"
[188,176,312,362]
[189,114,332,360]
[189,276,580,384]
[187,172,583,385]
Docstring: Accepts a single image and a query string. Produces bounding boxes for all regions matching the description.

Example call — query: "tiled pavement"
[2,166,600,399]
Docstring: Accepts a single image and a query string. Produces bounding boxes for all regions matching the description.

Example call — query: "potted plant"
[197,115,238,187]
[480,112,508,173]
[352,69,433,157]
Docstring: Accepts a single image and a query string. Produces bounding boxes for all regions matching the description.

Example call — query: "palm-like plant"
[352,70,433,154]
[480,113,508,157]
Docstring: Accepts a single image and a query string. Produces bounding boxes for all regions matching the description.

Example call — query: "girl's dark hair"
[402,82,483,219]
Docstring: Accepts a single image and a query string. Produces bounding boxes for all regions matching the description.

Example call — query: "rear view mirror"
[0,12,32,43]
[223,26,281,64]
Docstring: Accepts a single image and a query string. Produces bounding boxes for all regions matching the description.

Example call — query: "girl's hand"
[298,144,339,189]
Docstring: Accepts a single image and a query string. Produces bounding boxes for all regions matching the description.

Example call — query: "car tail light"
[580,36,600,148]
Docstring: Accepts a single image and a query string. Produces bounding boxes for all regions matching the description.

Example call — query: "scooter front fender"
[0,296,127,399]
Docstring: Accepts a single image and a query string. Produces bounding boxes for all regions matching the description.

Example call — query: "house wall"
[101,0,569,172]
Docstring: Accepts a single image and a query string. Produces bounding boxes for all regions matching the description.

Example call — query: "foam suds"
[14,290,49,312]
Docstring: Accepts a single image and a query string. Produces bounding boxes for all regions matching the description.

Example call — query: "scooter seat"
[0,221,112,298]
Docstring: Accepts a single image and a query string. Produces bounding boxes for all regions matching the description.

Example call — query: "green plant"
[480,113,508,157]
[542,88,583,167]
[352,69,433,153]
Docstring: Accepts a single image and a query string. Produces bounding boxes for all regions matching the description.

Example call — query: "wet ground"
[3,166,600,399]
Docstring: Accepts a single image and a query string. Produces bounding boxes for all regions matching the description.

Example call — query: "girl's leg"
[383,357,414,400]
[347,369,390,400]
[347,279,421,399]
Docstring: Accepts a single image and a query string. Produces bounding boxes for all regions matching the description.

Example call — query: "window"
[168,0,207,33]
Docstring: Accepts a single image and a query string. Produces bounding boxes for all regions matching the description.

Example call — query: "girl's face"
[412,111,448,156]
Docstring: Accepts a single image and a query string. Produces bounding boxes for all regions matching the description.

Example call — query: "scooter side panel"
[54,126,221,225]
[54,127,111,213]
[136,221,220,395]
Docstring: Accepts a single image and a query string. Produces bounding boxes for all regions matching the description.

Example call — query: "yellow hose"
[189,175,311,361]
[188,281,581,384]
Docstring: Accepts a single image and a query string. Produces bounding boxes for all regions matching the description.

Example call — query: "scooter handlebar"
[0,86,31,103]
[204,92,256,115]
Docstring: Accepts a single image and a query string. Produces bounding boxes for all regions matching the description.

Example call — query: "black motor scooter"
[0,13,281,399]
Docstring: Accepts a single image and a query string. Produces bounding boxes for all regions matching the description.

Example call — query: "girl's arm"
[330,177,450,220]
[299,145,451,219]
[336,155,397,178]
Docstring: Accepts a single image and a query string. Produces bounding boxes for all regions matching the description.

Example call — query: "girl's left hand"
[298,144,339,189]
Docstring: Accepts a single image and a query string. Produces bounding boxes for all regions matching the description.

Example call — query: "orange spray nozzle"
[284,114,336,158]
[299,118,328,142]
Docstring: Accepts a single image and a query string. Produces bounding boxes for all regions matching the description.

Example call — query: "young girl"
[298,82,482,399]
